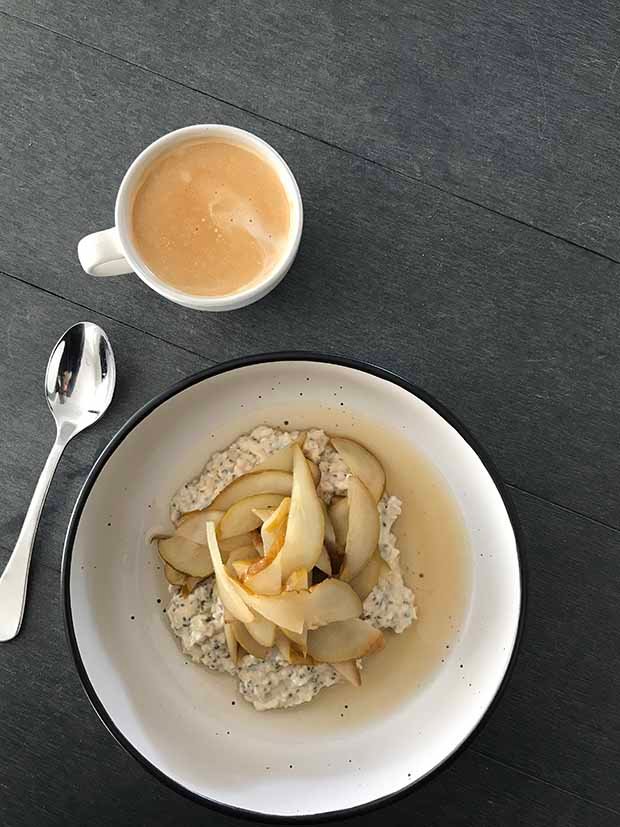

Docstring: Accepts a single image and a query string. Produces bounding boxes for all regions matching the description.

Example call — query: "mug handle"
[77,227,132,277]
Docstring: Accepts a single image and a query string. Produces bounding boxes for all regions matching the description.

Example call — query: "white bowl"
[62,354,524,820]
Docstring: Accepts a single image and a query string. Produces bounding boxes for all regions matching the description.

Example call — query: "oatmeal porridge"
[160,426,416,711]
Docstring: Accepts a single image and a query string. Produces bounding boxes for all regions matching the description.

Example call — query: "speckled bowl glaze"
[62,354,524,820]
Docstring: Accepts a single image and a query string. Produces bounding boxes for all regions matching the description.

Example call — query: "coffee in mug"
[77,125,303,312]
[131,138,291,297]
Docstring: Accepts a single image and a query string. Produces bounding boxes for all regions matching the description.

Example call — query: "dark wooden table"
[1,2,619,824]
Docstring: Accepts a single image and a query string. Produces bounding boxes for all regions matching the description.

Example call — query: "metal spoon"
[0,322,116,642]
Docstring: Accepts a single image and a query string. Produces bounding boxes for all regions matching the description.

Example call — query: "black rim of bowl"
[61,351,527,823]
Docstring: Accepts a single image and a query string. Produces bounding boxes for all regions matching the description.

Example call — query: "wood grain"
[0,277,207,572]
[0,15,619,531]
[2,1,620,260]
[0,560,616,826]
[1,279,619,817]
[1,2,619,823]
[475,488,620,809]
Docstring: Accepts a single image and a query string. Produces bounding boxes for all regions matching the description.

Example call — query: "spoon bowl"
[46,322,116,438]
[0,322,116,641]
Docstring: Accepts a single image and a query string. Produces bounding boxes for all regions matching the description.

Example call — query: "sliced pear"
[233,587,306,633]
[158,535,214,577]
[331,437,386,502]
[321,502,337,550]
[280,445,324,580]
[243,553,283,595]
[282,567,309,653]
[249,434,306,474]
[307,619,384,662]
[315,546,332,577]
[281,626,308,654]
[180,575,204,596]
[286,568,309,591]
[242,519,286,594]
[315,546,332,576]
[250,529,264,554]
[333,660,362,687]
[177,509,224,543]
[275,631,314,665]
[206,522,254,623]
[224,623,239,665]
[211,471,292,512]
[231,558,257,579]
[260,497,291,555]
[349,550,389,600]
[163,561,187,586]
[219,493,284,539]
[329,497,349,550]
[306,459,320,486]
[163,562,203,596]
[252,507,276,523]
[326,546,344,578]
[339,478,380,582]
[304,578,362,629]
[231,621,268,659]
[225,546,259,577]
[245,613,276,647]
[220,533,256,553]
[231,577,361,634]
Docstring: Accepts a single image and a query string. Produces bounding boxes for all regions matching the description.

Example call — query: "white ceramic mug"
[77,125,303,312]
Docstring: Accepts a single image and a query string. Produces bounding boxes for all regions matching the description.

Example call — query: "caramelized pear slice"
[211,471,293,511]
[230,570,361,634]
[219,493,284,539]
[231,621,268,660]
[333,660,362,687]
[242,518,286,595]
[280,445,324,580]
[329,497,349,550]
[349,550,389,600]
[177,509,224,543]
[158,535,214,577]
[339,478,380,582]
[331,437,386,502]
[242,554,283,595]
[259,497,291,555]
[231,558,257,579]
[206,522,254,623]
[307,619,384,662]
[225,546,259,577]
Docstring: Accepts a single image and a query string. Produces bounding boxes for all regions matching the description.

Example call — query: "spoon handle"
[0,437,66,642]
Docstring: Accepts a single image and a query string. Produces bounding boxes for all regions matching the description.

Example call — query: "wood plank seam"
[2,9,620,269]
[506,483,620,538]
[0,268,216,365]
[474,748,620,819]
[2,267,619,537]
[5,530,618,816]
